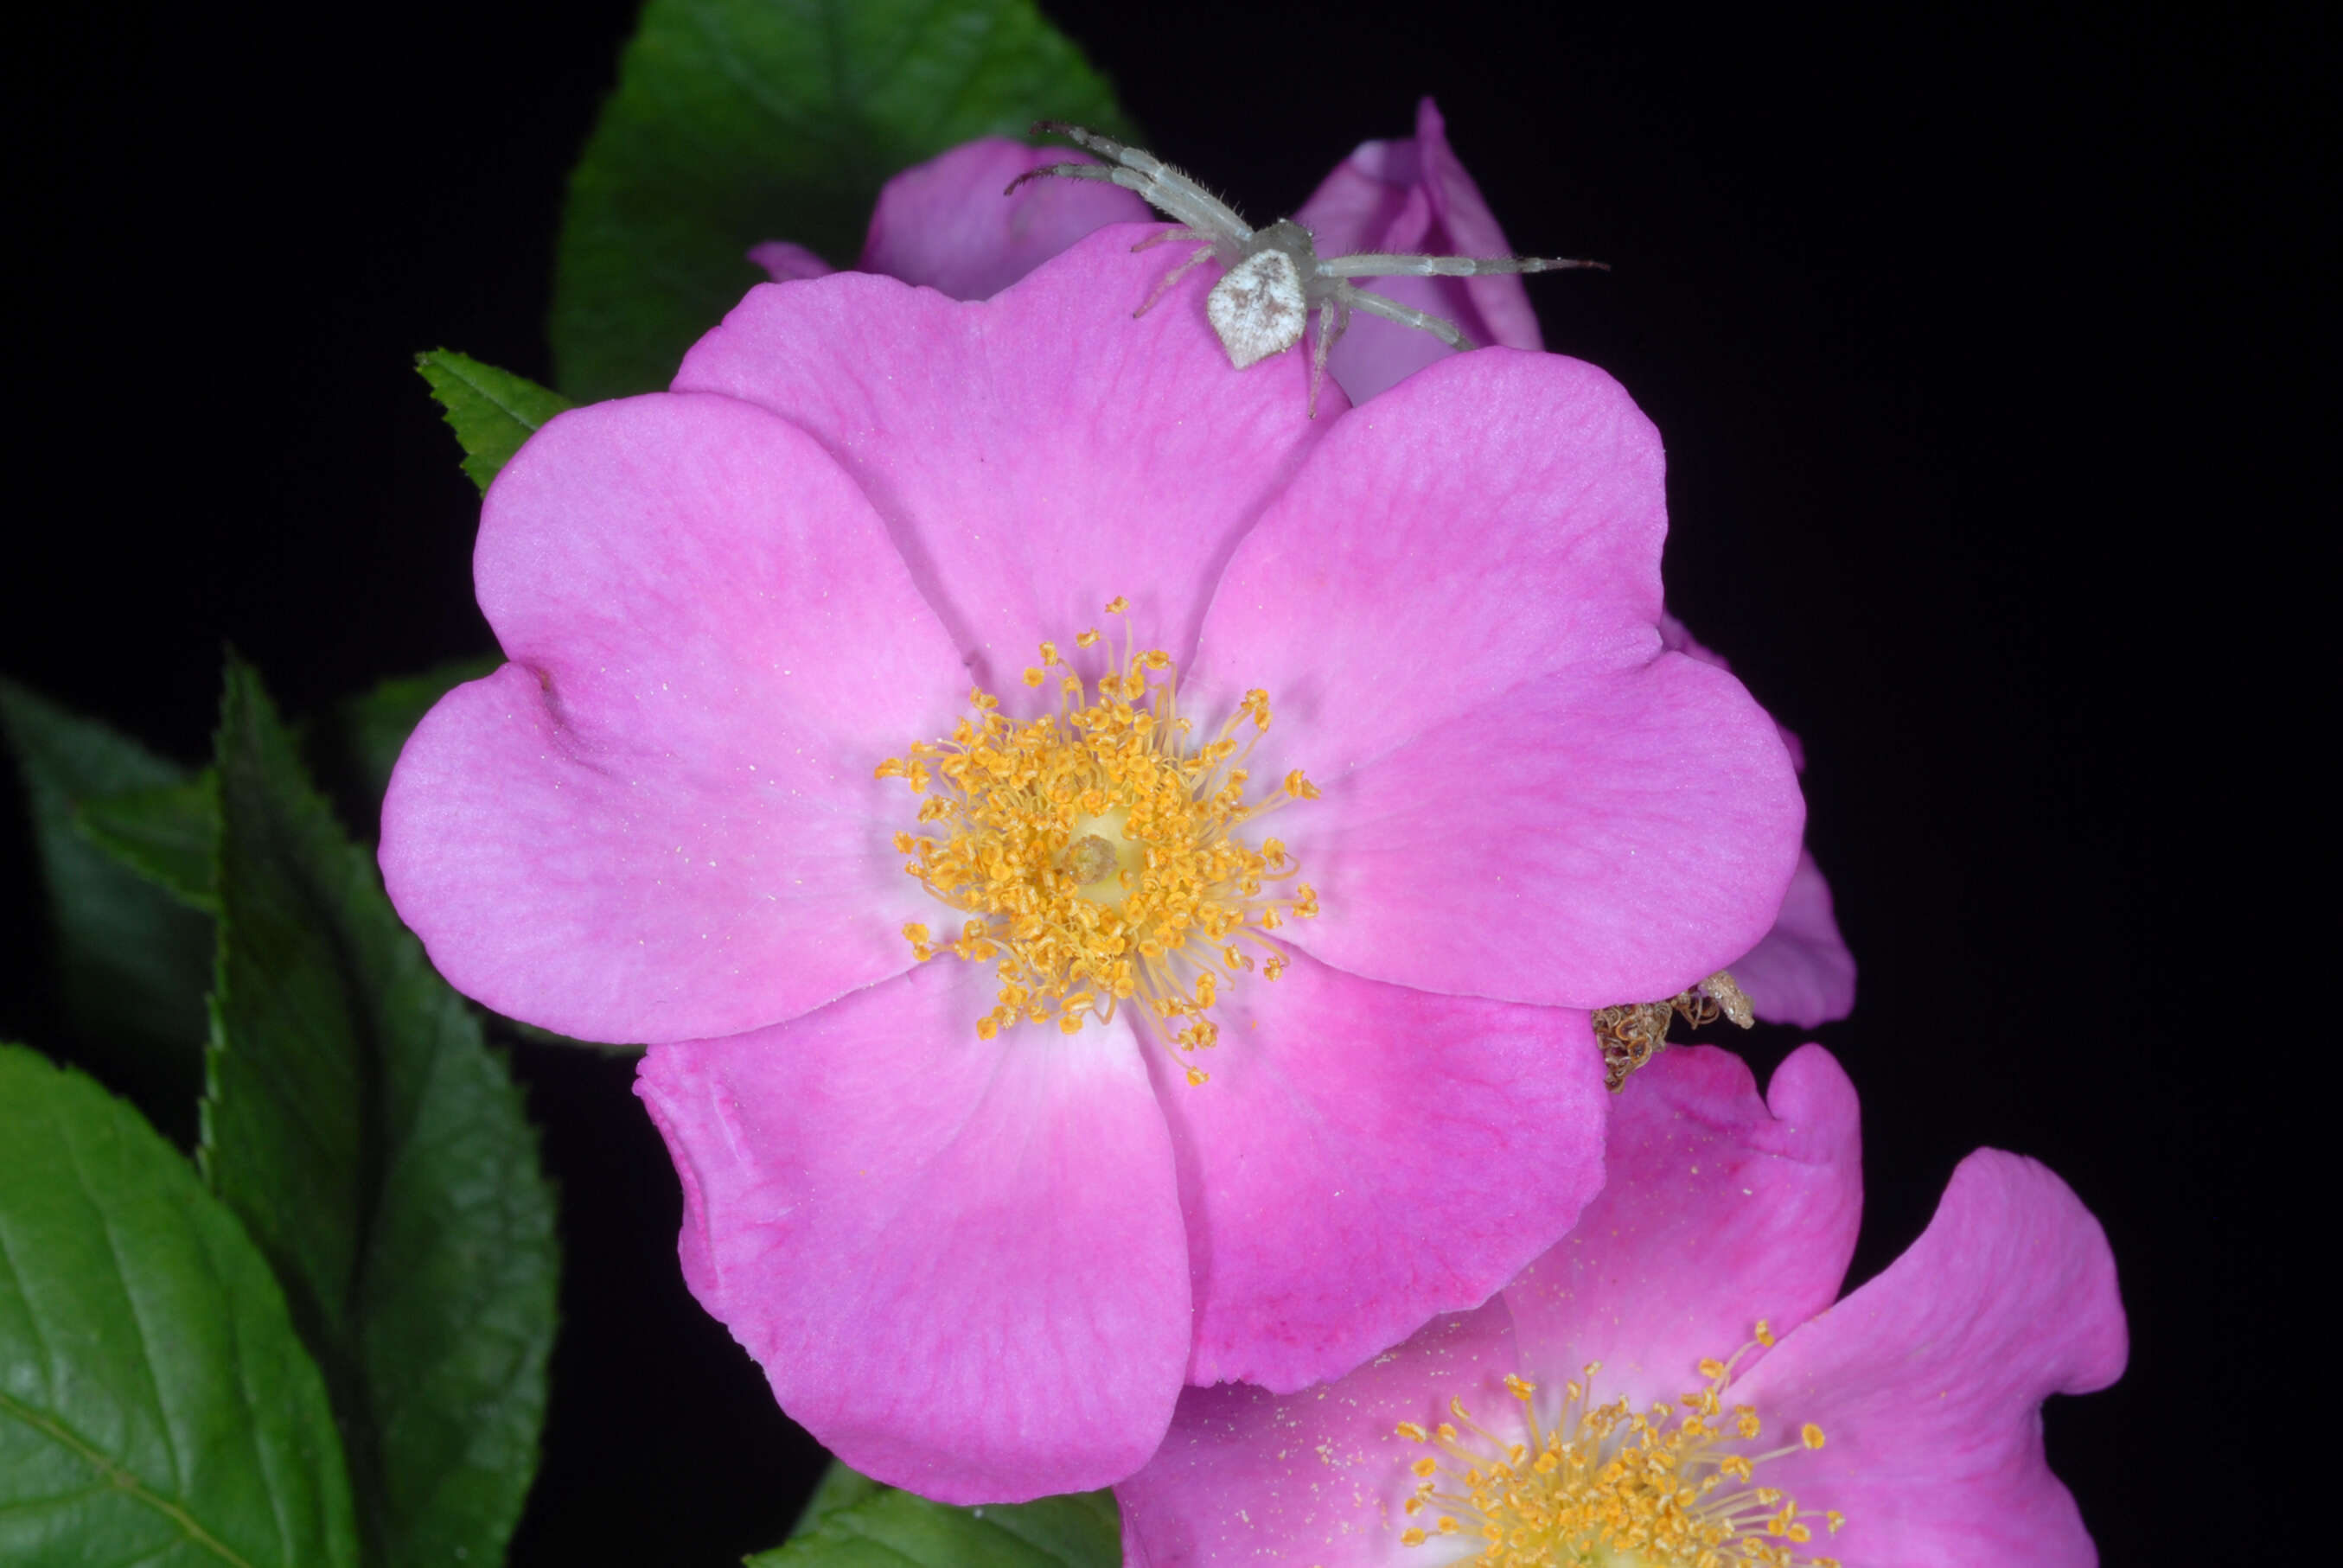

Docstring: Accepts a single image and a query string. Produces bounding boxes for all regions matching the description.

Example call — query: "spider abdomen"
[1206,248,1310,367]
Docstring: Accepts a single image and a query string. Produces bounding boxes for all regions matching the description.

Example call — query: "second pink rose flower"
[1119,1045,2127,1565]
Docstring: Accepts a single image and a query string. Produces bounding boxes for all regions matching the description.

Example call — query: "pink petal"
[1657,609,1731,671]
[1401,100,1546,354]
[1658,610,1808,770]
[1190,350,1803,1007]
[674,226,1341,691]
[1196,348,1664,728]
[1732,1150,2127,1565]
[635,959,1191,1503]
[1119,1299,1521,1568]
[1729,849,1858,1027]
[1296,98,1546,404]
[858,137,1151,301]
[1291,660,1804,1009]
[746,241,834,284]
[380,393,965,1043]
[1152,951,1605,1393]
[1503,1043,1862,1412]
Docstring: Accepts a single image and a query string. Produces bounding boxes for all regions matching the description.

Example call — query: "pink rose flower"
[1117,1043,2125,1565]
[380,228,1804,1501]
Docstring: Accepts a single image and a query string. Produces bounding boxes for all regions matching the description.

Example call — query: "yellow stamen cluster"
[1395,1326,1844,1566]
[875,598,1318,1083]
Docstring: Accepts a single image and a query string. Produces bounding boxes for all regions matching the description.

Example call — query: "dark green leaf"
[414,350,574,493]
[0,1042,361,1566]
[748,1482,1120,1568]
[78,770,222,913]
[201,660,559,1568]
[0,680,212,1129]
[329,656,501,830]
[552,0,1134,399]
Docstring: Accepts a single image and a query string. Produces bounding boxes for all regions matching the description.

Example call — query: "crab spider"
[1007,120,1608,415]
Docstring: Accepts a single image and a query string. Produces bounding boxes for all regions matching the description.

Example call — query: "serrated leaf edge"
[415,349,566,434]
[415,349,571,493]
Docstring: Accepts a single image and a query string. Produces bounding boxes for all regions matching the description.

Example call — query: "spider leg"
[1346,287,1475,353]
[1131,226,1209,252]
[1133,243,1219,318]
[1317,252,1610,278]
[1307,294,1354,418]
[1027,121,1254,245]
[1031,119,1146,163]
[1004,160,1127,197]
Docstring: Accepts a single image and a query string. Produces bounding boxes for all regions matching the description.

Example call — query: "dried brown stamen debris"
[1593,970,1754,1091]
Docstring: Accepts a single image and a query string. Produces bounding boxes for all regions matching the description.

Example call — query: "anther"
[1380,1345,1845,1565]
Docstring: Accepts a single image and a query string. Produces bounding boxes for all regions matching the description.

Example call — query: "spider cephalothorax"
[1007,120,1607,414]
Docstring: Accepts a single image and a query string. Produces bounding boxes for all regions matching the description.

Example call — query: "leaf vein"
[0,1387,259,1568]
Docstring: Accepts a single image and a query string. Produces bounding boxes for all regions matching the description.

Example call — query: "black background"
[5,1,2304,1560]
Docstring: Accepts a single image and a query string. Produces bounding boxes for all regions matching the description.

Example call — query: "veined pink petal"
[1190,349,1801,1006]
[1730,1149,2125,1565]
[1151,951,1604,1393]
[635,959,1191,1502]
[746,241,834,284]
[1279,660,1804,1009]
[1503,1044,1862,1412]
[1188,345,1664,731]
[1296,98,1545,403]
[1729,849,1858,1027]
[1119,1300,1521,1568]
[859,137,1150,301]
[380,393,964,1042]
[674,226,1341,691]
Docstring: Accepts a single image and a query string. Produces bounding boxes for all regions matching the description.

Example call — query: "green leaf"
[552,0,1134,400]
[0,1042,361,1566]
[0,680,212,1128]
[78,770,222,914]
[329,656,501,829]
[201,660,559,1568]
[749,1483,1120,1568]
[790,1457,885,1537]
[414,350,574,493]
